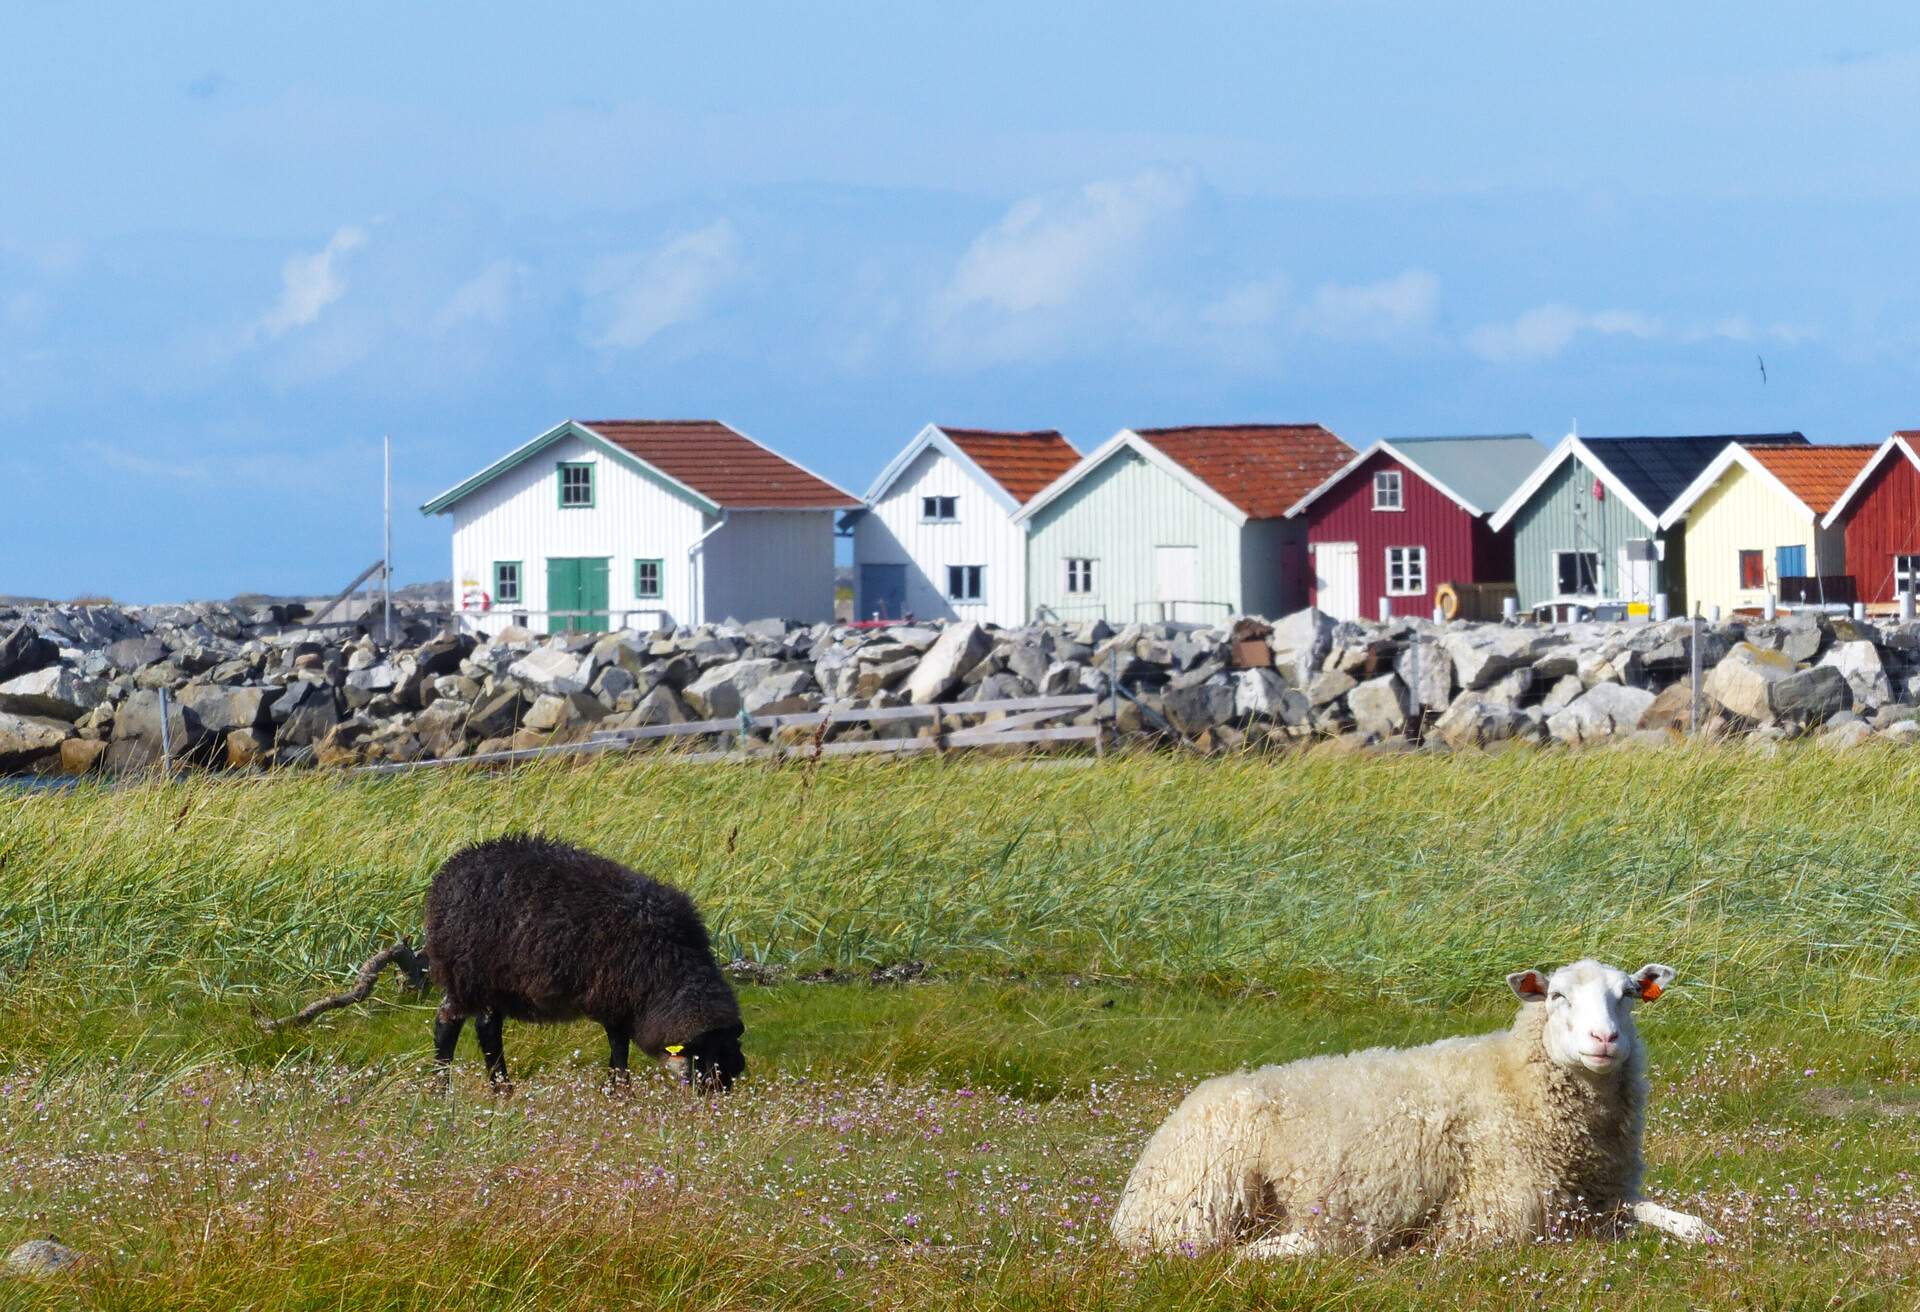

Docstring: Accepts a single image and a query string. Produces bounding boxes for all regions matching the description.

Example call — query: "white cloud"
[940,170,1192,317]
[435,260,521,332]
[584,220,739,350]
[1301,270,1440,341]
[1202,276,1289,329]
[1464,303,1661,363]
[255,225,366,339]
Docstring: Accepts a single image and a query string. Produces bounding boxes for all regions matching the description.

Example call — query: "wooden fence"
[356,692,1101,775]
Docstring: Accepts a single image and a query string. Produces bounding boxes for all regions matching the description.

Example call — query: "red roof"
[941,427,1079,505]
[581,420,860,510]
[1743,443,1878,516]
[1134,424,1355,519]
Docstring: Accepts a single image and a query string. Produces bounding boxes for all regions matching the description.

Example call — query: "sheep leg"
[432,1005,465,1090]
[1630,1199,1722,1245]
[1237,1233,1323,1260]
[604,1024,631,1087]
[474,1011,511,1092]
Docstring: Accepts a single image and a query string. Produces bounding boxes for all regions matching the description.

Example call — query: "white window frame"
[1372,469,1404,510]
[1896,555,1920,595]
[1385,546,1426,596]
[921,494,958,523]
[1064,557,1096,595]
[946,564,984,603]
[1554,548,1602,597]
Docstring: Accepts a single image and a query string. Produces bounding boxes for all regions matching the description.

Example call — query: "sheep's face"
[662,1023,746,1092]
[1508,959,1673,1075]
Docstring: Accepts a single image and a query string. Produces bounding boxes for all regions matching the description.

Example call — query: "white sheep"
[1110,959,1720,1255]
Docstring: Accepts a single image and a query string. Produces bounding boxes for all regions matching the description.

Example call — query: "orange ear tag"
[1639,981,1663,1001]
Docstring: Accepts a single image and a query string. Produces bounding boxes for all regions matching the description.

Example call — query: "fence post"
[1903,590,1915,622]
[1689,606,1703,736]
[1108,646,1119,726]
[158,686,174,774]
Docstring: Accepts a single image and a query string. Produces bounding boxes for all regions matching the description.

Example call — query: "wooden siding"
[1509,454,1680,609]
[1682,464,1844,613]
[700,510,839,623]
[851,445,1029,626]
[449,432,707,635]
[1841,451,1920,604]
[1302,449,1498,619]
[1024,447,1246,623]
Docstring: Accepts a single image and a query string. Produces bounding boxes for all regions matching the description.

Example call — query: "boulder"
[1306,669,1357,707]
[1541,674,1585,714]
[314,720,374,769]
[1703,642,1794,721]
[1547,683,1657,745]
[522,691,606,733]
[1819,718,1877,750]
[606,685,694,730]
[1268,608,1336,686]
[1636,681,1697,732]
[412,699,471,758]
[1442,628,1541,690]
[507,645,590,696]
[6,1237,85,1278]
[108,688,209,767]
[0,666,107,720]
[1163,675,1235,736]
[1348,674,1410,738]
[1819,640,1892,711]
[683,658,782,718]
[467,689,529,739]
[0,624,59,681]
[272,681,340,748]
[1432,693,1532,750]
[1770,664,1850,725]
[1478,667,1534,708]
[1394,641,1452,712]
[744,669,818,716]
[102,634,166,672]
[175,684,272,736]
[854,656,918,699]
[58,737,108,774]
[0,712,69,770]
[903,623,991,704]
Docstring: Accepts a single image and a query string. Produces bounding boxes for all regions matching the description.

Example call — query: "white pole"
[1853,601,1866,621]
[1378,596,1391,623]
[383,435,393,645]
[1653,593,1669,622]
[1902,590,1915,622]
[1763,592,1776,621]
[1501,595,1518,621]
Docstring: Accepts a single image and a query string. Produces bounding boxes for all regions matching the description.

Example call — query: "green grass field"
[2,748,1917,1309]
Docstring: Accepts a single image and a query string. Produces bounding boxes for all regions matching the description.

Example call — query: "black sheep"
[422,833,745,1091]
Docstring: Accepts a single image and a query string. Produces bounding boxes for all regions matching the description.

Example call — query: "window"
[634,558,662,600]
[493,561,521,605]
[1373,470,1403,510]
[1898,555,1920,595]
[557,461,594,508]
[1554,550,1601,595]
[1065,557,1096,594]
[1738,550,1765,590]
[946,564,984,602]
[1385,546,1427,596]
[921,495,958,522]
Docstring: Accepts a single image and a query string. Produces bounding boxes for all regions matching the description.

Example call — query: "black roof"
[1581,433,1808,517]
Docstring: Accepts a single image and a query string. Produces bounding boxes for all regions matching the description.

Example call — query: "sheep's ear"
[1631,963,1675,1001]
[1507,969,1548,1002]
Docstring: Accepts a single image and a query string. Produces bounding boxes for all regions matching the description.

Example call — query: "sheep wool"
[1111,971,1660,1254]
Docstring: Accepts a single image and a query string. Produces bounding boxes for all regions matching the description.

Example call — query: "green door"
[546,557,610,634]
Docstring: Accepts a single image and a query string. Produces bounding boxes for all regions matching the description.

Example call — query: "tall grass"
[2,745,1917,1028]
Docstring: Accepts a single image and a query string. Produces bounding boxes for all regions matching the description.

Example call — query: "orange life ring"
[460,588,492,612]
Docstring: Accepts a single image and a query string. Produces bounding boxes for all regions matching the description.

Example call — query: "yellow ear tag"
[665,1044,685,1056]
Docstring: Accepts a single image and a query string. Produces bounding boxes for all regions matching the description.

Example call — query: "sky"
[7,3,1920,601]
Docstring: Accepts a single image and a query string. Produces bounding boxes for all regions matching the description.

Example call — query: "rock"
[0,624,59,681]
[1541,674,1585,714]
[1348,674,1410,738]
[1819,718,1877,750]
[58,736,108,774]
[1394,641,1452,712]
[1442,628,1541,690]
[903,623,991,704]
[1231,669,1300,723]
[1819,640,1892,711]
[224,728,271,769]
[1703,642,1795,721]
[855,655,918,699]
[176,684,272,736]
[432,674,482,703]
[467,689,529,739]
[1306,669,1357,707]
[103,634,167,672]
[743,669,817,716]
[5,1237,83,1278]
[412,699,470,758]
[0,712,70,770]
[683,658,782,718]
[507,645,591,695]
[272,680,340,748]
[1163,675,1235,735]
[1636,682,1697,732]
[0,666,107,719]
[1268,608,1336,685]
[1881,719,1920,745]
[1778,617,1826,663]
[590,664,637,705]
[608,684,692,729]
[1432,693,1532,749]
[1479,667,1534,708]
[888,626,941,652]
[522,691,605,733]
[1770,664,1850,725]
[314,719,373,768]
[1547,684,1657,745]
[107,688,208,768]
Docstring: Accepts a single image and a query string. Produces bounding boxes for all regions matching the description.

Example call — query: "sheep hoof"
[1237,1233,1320,1259]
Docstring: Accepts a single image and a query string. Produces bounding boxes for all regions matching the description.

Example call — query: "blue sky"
[7,4,1920,600]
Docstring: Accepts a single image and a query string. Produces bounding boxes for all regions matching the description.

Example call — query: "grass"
[1,746,1917,1308]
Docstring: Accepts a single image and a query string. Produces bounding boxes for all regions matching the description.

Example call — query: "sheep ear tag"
[1637,980,1663,1001]
[665,1044,685,1056]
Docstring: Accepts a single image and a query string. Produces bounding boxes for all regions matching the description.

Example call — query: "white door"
[1314,541,1360,620]
[1154,545,1200,621]
[1618,545,1655,608]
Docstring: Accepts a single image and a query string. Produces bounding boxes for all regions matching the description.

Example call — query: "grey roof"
[1384,434,1545,514]
[1581,433,1807,518]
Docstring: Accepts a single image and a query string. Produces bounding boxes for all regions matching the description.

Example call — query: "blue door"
[858,564,907,621]
[1776,544,1806,581]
